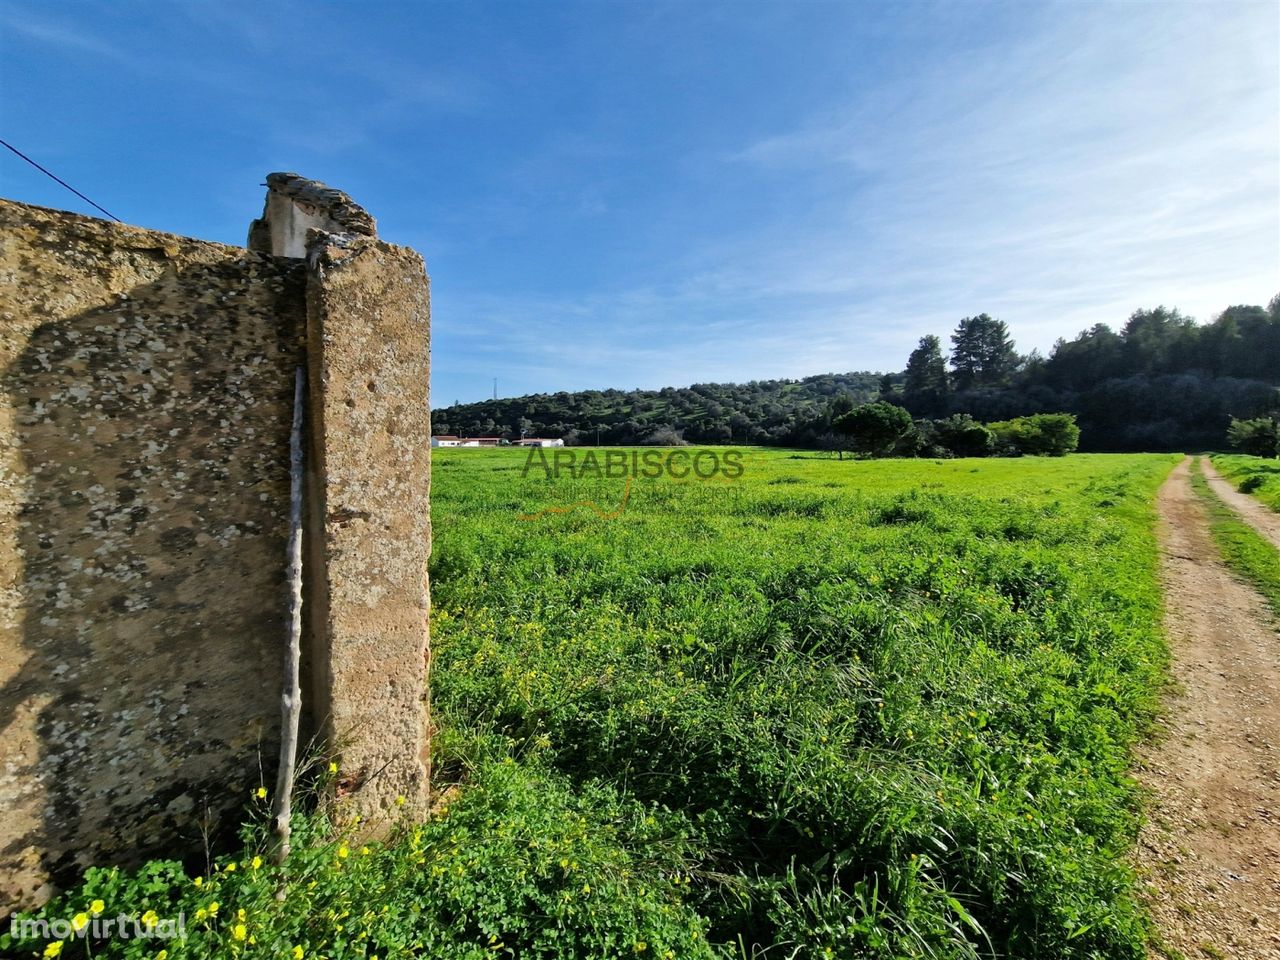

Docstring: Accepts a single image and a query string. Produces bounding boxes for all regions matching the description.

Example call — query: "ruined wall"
[0,200,307,909]
[0,177,431,914]
[304,233,432,823]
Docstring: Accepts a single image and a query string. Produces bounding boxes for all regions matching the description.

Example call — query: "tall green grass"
[431,449,1180,957]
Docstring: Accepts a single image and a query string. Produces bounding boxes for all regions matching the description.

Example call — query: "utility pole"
[492,377,497,401]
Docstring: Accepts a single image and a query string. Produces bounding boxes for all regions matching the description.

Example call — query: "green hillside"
[433,372,887,446]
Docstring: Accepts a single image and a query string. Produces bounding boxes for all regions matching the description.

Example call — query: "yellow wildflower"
[224,862,236,873]
[251,856,262,870]
[395,795,406,806]
[232,923,247,941]
[292,948,304,959]
[43,943,63,958]
[255,786,267,799]
[193,876,203,887]
[337,845,349,859]
[207,901,219,916]
[328,761,338,774]
[141,910,159,927]
[360,846,370,856]
[89,899,105,915]
[72,913,89,932]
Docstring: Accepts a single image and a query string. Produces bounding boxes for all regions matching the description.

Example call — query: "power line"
[0,138,122,222]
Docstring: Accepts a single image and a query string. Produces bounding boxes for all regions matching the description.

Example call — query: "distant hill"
[432,372,887,446]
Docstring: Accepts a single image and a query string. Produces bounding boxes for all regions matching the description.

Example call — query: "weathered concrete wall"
[0,200,307,910]
[0,177,431,914]
[305,233,431,822]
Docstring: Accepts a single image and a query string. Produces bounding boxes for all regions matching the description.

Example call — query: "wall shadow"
[0,253,306,910]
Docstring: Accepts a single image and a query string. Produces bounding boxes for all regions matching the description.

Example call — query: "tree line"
[891,299,1280,450]
[433,372,885,447]
[435,295,1279,452]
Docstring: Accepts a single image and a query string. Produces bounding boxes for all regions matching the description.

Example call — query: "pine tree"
[903,335,949,414]
[950,315,1018,390]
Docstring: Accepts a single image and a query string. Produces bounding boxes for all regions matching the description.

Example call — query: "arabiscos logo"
[521,447,745,481]
[518,448,745,520]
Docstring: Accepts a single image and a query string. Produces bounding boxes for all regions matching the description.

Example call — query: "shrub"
[640,426,688,446]
[931,414,996,458]
[988,413,1080,456]
[833,402,917,458]
[1226,417,1278,458]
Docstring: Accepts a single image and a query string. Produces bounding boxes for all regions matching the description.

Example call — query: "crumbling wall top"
[264,173,377,237]
[248,173,377,259]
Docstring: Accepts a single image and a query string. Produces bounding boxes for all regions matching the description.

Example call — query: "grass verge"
[1190,459,1280,617]
[1208,454,1280,513]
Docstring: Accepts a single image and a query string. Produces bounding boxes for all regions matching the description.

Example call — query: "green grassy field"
[1208,454,1280,513]
[429,448,1181,957]
[9,449,1182,959]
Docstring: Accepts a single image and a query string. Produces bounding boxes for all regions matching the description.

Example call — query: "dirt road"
[1136,457,1280,958]
[1201,457,1280,551]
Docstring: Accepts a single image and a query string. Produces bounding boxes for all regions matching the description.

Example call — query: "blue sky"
[2,1,1277,404]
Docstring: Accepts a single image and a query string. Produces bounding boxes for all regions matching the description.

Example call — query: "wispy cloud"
[701,2,1280,352]
[435,1,1277,401]
[0,5,127,60]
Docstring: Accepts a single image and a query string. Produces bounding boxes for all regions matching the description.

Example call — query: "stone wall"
[303,233,432,823]
[0,177,430,914]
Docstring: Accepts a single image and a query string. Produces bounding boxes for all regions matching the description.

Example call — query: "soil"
[1136,456,1280,958]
